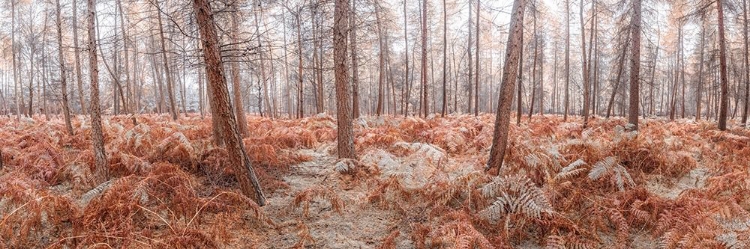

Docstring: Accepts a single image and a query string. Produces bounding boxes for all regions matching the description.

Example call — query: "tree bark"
[155,2,178,121]
[742,0,749,125]
[421,0,429,117]
[467,0,473,114]
[403,0,410,116]
[334,0,356,159]
[475,0,480,116]
[88,0,108,180]
[718,0,729,130]
[606,37,629,119]
[580,0,590,128]
[487,0,526,172]
[628,0,641,129]
[564,0,570,121]
[375,4,385,116]
[193,0,266,205]
[441,0,447,117]
[232,6,249,137]
[351,0,360,119]
[56,0,74,135]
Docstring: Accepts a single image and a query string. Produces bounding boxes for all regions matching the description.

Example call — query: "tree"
[486,0,526,172]
[231,4,249,137]
[420,0,429,117]
[474,0,480,116]
[564,0,570,121]
[580,0,590,128]
[56,0,73,135]
[717,0,729,130]
[628,0,642,130]
[351,0,360,119]
[334,0,355,159]
[193,0,266,205]
[441,0,447,117]
[87,0,108,180]
[742,0,749,125]
[155,1,178,121]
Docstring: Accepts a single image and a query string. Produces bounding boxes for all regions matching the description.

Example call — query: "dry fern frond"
[480,175,553,221]
[588,156,635,191]
[554,159,588,182]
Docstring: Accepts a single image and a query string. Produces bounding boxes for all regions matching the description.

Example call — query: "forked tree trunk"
[334,0,355,159]
[87,0,108,180]
[487,0,526,172]
[193,0,266,205]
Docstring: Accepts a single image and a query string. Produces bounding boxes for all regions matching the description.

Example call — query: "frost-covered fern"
[588,157,635,191]
[555,159,588,181]
[480,175,553,221]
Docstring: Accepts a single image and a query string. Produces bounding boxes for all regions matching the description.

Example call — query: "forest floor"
[1,113,750,248]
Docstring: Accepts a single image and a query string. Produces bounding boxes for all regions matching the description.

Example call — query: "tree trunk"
[564,0,570,121]
[606,38,629,119]
[421,0,429,117]
[529,2,538,118]
[232,7,249,137]
[11,0,20,120]
[441,0,447,117]
[403,0,410,116]
[516,33,524,126]
[87,0,108,180]
[718,0,729,130]
[193,0,266,205]
[580,0,590,128]
[487,0,526,172]
[628,0,641,129]
[56,0,74,135]
[375,4,385,116]
[334,0,355,159]
[697,24,705,120]
[742,0,749,125]
[351,0,360,119]
[295,11,304,118]
[474,0,480,116]
[155,2,178,121]
[467,0,473,114]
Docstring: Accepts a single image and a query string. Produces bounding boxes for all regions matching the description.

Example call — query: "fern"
[292,186,345,217]
[588,156,635,191]
[480,175,553,221]
[555,159,588,182]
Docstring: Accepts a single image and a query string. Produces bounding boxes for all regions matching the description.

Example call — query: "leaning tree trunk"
[87,0,108,180]
[193,0,266,205]
[628,0,641,130]
[334,0,355,159]
[56,0,73,135]
[487,0,526,172]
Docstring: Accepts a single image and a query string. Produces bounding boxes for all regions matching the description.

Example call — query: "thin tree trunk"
[56,0,73,135]
[403,0,410,116]
[193,0,266,205]
[421,0,429,117]
[475,0,480,116]
[88,0,108,180]
[441,0,448,117]
[516,32,524,125]
[742,0,749,125]
[487,0,526,171]
[628,0,641,129]
[155,2,178,121]
[697,24,705,120]
[467,0,473,114]
[351,0,360,119]
[232,6,249,136]
[580,0,590,128]
[375,4,385,116]
[606,38,629,118]
[718,0,729,130]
